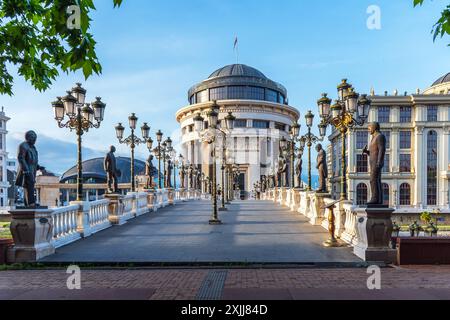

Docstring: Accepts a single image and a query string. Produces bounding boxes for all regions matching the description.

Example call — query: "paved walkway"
[42,200,359,264]
[1,266,450,300]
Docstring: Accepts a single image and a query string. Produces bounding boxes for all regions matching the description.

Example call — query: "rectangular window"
[196,90,208,103]
[234,119,247,128]
[278,93,285,104]
[427,106,438,122]
[378,106,390,123]
[399,154,411,172]
[400,106,412,123]
[381,131,391,149]
[383,154,390,173]
[274,122,285,131]
[399,131,411,149]
[267,138,272,157]
[209,87,227,101]
[228,86,246,99]
[253,120,269,129]
[265,89,278,102]
[356,154,368,173]
[248,86,265,100]
[356,131,368,149]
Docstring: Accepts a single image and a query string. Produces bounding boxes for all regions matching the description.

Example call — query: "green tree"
[0,0,123,95]
[414,0,450,45]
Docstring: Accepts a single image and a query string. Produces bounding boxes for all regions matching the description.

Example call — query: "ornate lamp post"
[194,102,234,224]
[154,130,164,189]
[52,83,106,201]
[317,79,371,200]
[115,114,152,192]
[291,111,325,191]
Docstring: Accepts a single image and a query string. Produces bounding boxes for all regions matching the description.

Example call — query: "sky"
[1,0,449,175]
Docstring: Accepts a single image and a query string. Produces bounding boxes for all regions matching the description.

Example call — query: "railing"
[341,203,359,246]
[88,199,111,233]
[52,204,81,248]
[122,194,135,219]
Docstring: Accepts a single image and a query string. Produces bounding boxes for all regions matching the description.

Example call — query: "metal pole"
[340,128,347,200]
[174,162,177,189]
[210,140,221,224]
[158,142,161,189]
[130,129,135,192]
[76,107,83,201]
[163,149,166,189]
[290,141,295,188]
[308,127,312,191]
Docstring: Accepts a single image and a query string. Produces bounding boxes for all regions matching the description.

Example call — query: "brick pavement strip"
[0,267,450,300]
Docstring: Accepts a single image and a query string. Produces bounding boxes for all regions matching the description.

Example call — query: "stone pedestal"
[144,189,156,211]
[167,188,175,205]
[354,207,397,263]
[70,201,92,238]
[7,209,55,262]
[105,194,126,225]
[309,193,331,226]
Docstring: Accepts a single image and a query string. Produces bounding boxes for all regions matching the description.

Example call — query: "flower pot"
[0,239,14,264]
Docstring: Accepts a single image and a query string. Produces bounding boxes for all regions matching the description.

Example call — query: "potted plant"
[409,221,421,237]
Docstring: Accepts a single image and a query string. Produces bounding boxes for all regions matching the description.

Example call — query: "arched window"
[382,183,390,206]
[427,130,438,206]
[356,183,368,205]
[400,183,411,206]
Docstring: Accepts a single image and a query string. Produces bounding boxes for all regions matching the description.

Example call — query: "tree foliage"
[414,0,450,45]
[0,0,123,95]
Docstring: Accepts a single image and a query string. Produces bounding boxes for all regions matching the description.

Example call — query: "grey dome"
[60,157,153,184]
[208,64,268,79]
[188,64,288,105]
[432,72,450,86]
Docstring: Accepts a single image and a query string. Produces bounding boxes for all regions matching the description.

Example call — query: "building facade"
[328,74,450,209]
[0,107,10,207]
[176,64,300,198]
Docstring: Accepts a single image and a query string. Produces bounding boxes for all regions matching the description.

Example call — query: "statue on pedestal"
[363,122,387,206]
[165,159,173,188]
[145,155,156,189]
[104,145,121,194]
[196,170,201,190]
[315,144,328,193]
[277,156,288,187]
[179,166,186,189]
[295,153,303,189]
[15,131,46,207]
[188,165,194,189]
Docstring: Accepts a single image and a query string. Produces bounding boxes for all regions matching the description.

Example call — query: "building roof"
[432,72,450,86]
[188,64,288,101]
[60,157,154,184]
[208,64,268,79]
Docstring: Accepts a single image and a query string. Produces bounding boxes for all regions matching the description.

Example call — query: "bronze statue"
[295,153,303,189]
[179,165,186,189]
[188,165,194,189]
[196,170,201,190]
[104,145,120,194]
[145,155,156,189]
[315,144,328,193]
[165,159,173,188]
[363,122,387,205]
[277,156,288,187]
[15,131,46,207]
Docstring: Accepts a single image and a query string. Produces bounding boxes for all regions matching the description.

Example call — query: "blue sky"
[1,0,449,174]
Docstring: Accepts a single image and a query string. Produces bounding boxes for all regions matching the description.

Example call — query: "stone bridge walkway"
[42,200,360,264]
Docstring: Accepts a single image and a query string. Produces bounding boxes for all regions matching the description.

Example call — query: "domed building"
[176,64,300,198]
[327,73,450,211]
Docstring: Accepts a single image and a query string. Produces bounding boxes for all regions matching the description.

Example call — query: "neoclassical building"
[0,107,11,207]
[176,64,300,198]
[327,73,450,209]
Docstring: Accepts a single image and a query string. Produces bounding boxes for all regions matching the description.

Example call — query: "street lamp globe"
[280,136,287,149]
[207,108,219,128]
[128,113,138,130]
[156,130,163,143]
[317,93,332,119]
[147,137,154,151]
[82,104,94,123]
[224,112,236,130]
[52,97,65,122]
[91,97,106,122]
[305,111,314,128]
[62,91,77,118]
[344,87,359,114]
[291,122,301,137]
[115,123,125,140]
[178,154,184,165]
[318,123,327,138]
[166,137,173,149]
[357,94,371,120]
[337,79,351,101]
[71,83,87,104]
[141,122,150,139]
[331,101,342,119]
[194,113,204,132]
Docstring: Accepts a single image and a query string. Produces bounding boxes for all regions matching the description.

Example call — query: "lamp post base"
[209,219,222,225]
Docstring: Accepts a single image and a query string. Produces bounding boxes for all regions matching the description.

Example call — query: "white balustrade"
[121,194,135,221]
[52,204,81,248]
[88,199,111,233]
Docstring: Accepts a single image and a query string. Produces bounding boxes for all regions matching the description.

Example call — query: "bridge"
[5,187,398,264]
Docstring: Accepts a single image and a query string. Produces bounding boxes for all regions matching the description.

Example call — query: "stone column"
[70,200,92,238]
[8,209,55,262]
[353,207,397,263]
[105,194,126,225]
